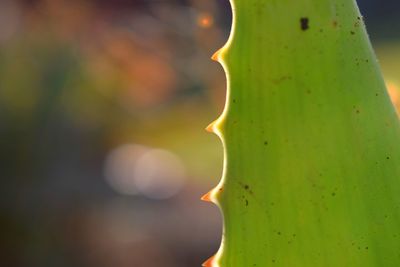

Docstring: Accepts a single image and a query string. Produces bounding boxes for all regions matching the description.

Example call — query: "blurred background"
[0,0,399,266]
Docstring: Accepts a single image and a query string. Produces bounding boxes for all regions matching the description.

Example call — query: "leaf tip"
[202,255,216,267]
[201,190,213,202]
[211,48,222,62]
[205,121,216,133]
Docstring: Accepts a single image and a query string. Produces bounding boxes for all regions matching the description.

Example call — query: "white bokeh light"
[134,149,186,199]
[104,144,186,199]
[104,144,148,195]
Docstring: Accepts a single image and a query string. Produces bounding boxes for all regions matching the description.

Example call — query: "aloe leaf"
[203,0,400,266]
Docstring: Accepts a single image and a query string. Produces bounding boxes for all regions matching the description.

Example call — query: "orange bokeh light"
[387,81,400,113]
[197,13,214,28]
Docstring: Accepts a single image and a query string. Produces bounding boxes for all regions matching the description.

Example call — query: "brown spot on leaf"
[300,17,309,31]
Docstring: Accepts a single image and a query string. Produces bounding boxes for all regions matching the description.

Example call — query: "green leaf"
[204,0,400,266]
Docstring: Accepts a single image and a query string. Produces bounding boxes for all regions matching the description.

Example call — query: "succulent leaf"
[205,0,400,266]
